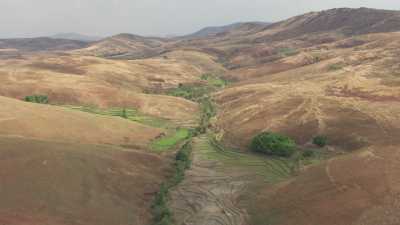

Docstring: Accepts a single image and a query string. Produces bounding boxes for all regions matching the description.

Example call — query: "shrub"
[250,132,296,157]
[328,63,344,71]
[278,47,298,57]
[121,108,128,119]
[313,135,328,147]
[24,95,49,104]
[302,149,315,158]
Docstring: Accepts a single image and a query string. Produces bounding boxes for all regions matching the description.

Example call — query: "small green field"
[151,128,191,152]
[63,105,169,128]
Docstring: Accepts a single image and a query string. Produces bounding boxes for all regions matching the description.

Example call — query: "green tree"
[121,108,128,119]
[250,132,296,157]
[313,135,328,147]
[24,95,49,104]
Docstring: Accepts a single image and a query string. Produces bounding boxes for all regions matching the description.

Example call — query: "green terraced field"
[195,134,296,183]
[151,128,192,152]
[62,105,169,128]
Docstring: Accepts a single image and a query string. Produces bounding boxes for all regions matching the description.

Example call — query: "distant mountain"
[75,33,168,59]
[184,22,271,38]
[0,37,89,52]
[50,33,102,42]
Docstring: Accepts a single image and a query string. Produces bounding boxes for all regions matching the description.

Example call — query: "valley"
[0,7,400,225]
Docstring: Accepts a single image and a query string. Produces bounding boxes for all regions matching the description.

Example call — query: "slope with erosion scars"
[214,35,400,150]
[211,30,400,225]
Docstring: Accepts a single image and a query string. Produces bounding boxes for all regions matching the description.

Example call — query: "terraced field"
[63,105,170,128]
[168,131,303,225]
[63,105,197,153]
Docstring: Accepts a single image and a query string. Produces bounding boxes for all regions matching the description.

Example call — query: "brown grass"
[0,136,170,225]
[0,96,162,148]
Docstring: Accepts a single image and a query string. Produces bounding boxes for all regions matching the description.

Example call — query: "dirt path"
[169,135,248,225]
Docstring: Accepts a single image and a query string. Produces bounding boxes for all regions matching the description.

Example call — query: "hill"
[2,6,400,225]
[0,52,208,122]
[0,136,169,225]
[50,33,103,42]
[0,96,162,147]
[184,22,270,38]
[209,9,400,225]
[76,33,169,59]
[0,37,88,52]
[0,96,172,225]
[174,8,400,70]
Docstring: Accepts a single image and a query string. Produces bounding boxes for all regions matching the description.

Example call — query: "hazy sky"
[1,0,400,38]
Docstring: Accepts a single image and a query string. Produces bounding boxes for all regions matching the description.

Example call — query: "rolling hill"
[76,33,169,59]
[1,6,400,225]
[0,37,88,52]
[183,22,270,38]
[50,33,103,42]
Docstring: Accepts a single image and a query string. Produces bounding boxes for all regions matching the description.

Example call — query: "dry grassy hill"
[0,37,89,52]
[0,52,211,122]
[0,96,162,147]
[0,136,169,225]
[215,32,400,150]
[208,10,400,225]
[76,33,169,59]
[2,6,400,225]
[0,96,173,225]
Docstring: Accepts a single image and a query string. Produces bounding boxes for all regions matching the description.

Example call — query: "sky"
[1,0,400,38]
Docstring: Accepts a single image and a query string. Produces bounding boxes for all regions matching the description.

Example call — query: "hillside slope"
[0,96,162,147]
[0,37,88,52]
[0,136,169,225]
[76,33,168,59]
[0,53,204,122]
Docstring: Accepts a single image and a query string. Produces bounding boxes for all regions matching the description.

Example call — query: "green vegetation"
[64,105,168,128]
[151,128,191,152]
[121,108,128,119]
[24,95,49,104]
[313,135,328,147]
[197,98,216,134]
[328,63,344,71]
[278,47,298,57]
[168,85,212,101]
[152,184,171,225]
[298,148,328,166]
[151,141,192,225]
[201,74,228,88]
[250,132,296,157]
[167,74,228,102]
[302,149,315,158]
[201,134,296,183]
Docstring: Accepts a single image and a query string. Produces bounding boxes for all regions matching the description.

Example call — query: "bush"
[328,63,344,71]
[250,132,296,157]
[24,95,49,104]
[313,135,328,147]
[302,149,315,158]
[121,108,128,119]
